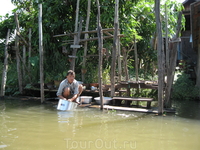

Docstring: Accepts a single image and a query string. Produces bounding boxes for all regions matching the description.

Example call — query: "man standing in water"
[56,70,83,103]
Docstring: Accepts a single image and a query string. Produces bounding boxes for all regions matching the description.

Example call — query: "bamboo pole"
[14,13,23,94]
[82,0,91,82]
[38,3,44,103]
[155,0,164,115]
[96,0,104,110]
[0,29,10,97]
[110,0,119,97]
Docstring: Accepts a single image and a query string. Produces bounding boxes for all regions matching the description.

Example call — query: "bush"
[172,73,200,100]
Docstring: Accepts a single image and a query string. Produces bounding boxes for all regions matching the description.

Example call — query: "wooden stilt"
[38,4,44,103]
[14,13,23,94]
[0,29,10,97]
[96,0,104,110]
[110,0,119,97]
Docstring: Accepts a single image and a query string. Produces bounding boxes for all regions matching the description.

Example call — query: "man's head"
[66,70,75,83]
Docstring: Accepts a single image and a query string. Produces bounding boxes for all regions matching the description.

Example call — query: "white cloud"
[0,0,15,16]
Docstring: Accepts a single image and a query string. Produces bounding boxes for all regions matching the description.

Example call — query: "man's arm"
[68,94,78,102]
[56,80,66,99]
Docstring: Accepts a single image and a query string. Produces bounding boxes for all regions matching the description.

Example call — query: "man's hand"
[68,99,73,102]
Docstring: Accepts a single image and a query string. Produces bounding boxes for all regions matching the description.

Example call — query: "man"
[56,70,83,103]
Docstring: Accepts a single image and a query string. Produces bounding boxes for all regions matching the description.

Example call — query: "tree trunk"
[0,29,10,97]
[38,4,44,103]
[155,0,164,115]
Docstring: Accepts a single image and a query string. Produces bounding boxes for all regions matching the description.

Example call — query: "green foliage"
[172,73,200,101]
[0,0,185,96]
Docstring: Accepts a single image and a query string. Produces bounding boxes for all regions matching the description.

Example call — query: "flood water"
[0,98,200,150]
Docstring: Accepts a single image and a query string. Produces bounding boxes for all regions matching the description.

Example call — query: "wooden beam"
[16,31,28,46]
[70,45,81,48]
[53,28,120,37]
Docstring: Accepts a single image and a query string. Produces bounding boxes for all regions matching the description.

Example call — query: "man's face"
[67,74,75,83]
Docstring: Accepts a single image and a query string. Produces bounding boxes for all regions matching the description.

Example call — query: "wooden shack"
[180,0,200,79]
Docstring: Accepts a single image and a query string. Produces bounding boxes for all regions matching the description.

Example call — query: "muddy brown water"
[0,98,200,150]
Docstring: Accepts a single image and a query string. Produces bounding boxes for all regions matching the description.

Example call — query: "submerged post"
[155,0,164,114]
[96,0,104,110]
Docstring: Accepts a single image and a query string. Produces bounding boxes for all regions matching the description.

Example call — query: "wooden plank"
[112,97,153,101]
[70,45,81,48]
[68,55,78,58]
[103,105,157,113]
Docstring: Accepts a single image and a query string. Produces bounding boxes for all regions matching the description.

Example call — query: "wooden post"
[117,29,122,81]
[23,45,26,80]
[165,4,169,71]
[70,18,82,71]
[82,0,91,82]
[110,0,119,97]
[14,13,23,94]
[197,44,200,88]
[0,29,10,97]
[134,35,139,82]
[96,0,104,110]
[122,47,129,80]
[165,12,182,107]
[70,0,80,71]
[28,28,32,72]
[155,0,164,115]
[38,3,44,103]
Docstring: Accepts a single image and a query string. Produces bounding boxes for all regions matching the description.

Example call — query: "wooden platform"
[112,96,153,109]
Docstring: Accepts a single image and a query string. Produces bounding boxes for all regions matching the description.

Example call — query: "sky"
[0,0,15,16]
[0,0,186,16]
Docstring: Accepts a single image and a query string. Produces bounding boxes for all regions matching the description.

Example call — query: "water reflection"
[175,100,200,120]
[0,100,18,149]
